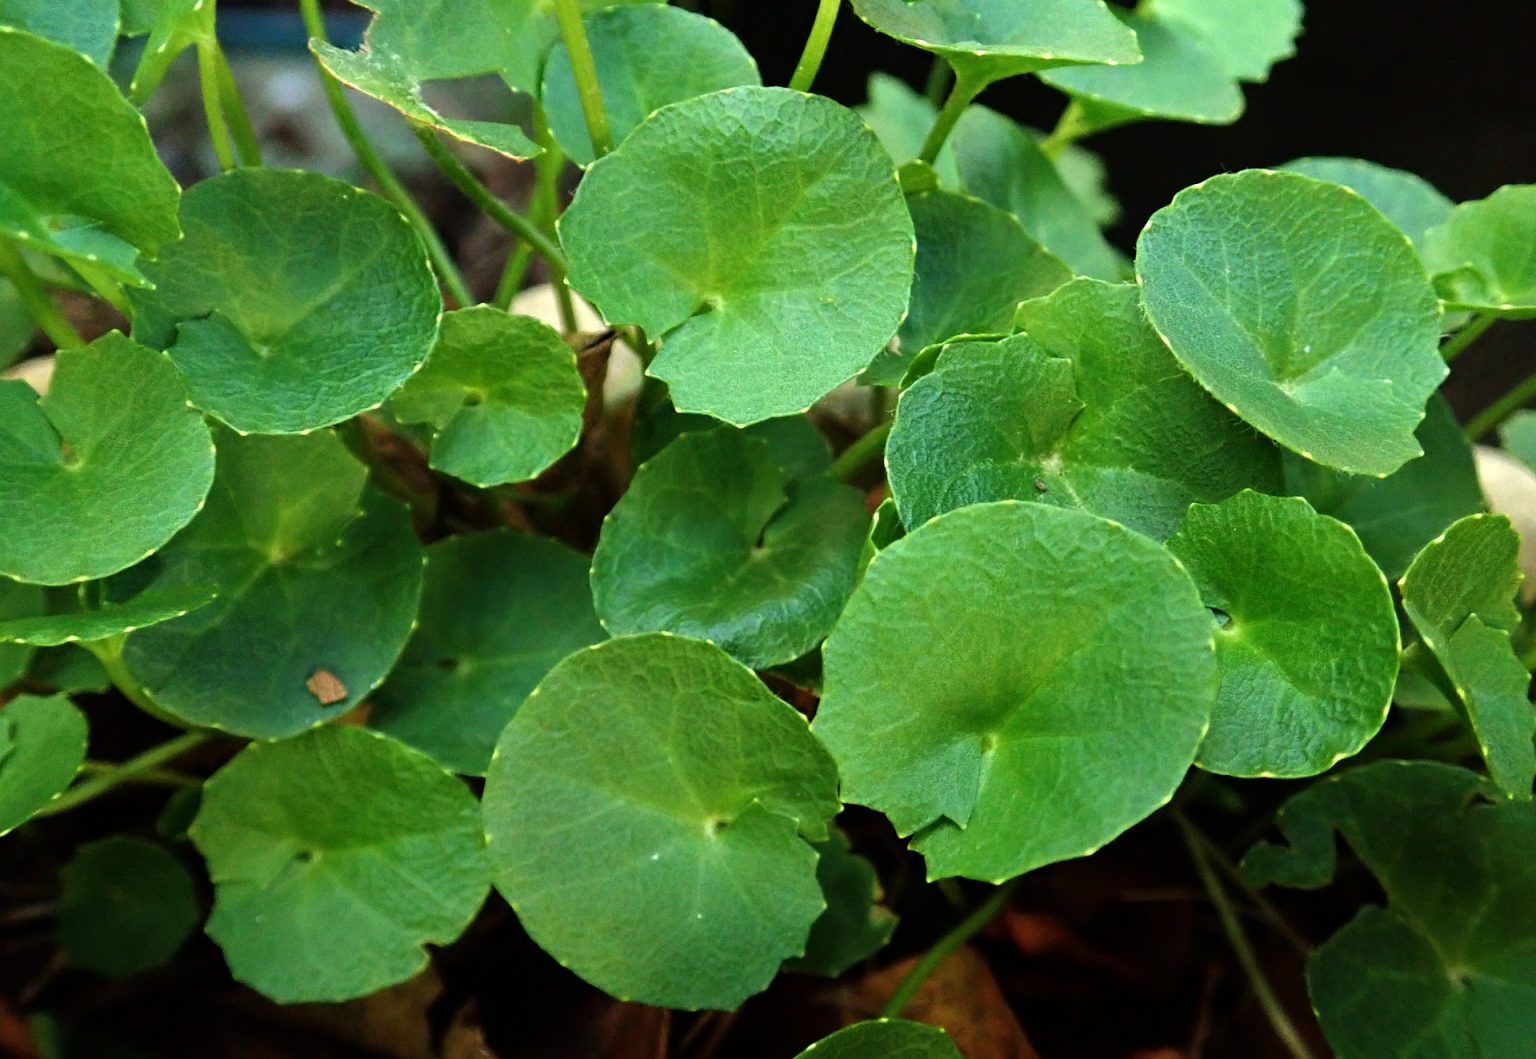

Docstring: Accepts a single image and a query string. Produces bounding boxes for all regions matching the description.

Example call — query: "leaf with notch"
[392,307,584,487]
[592,429,869,669]
[483,634,840,1010]
[1281,157,1455,254]
[131,168,442,435]
[1137,170,1445,477]
[795,1021,963,1059]
[191,726,489,1004]
[814,502,1215,882]
[59,836,200,977]
[0,333,215,586]
[0,27,179,285]
[559,87,915,425]
[1144,0,1301,82]
[114,427,424,739]
[0,0,117,66]
[785,829,896,978]
[370,530,605,776]
[1423,185,1536,320]
[1166,491,1398,778]
[0,694,87,835]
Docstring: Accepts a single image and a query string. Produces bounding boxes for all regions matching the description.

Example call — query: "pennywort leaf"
[0,585,216,647]
[795,1020,963,1058]
[59,836,200,977]
[1424,185,1536,319]
[0,577,44,686]
[786,830,897,978]
[1143,0,1302,82]
[1281,157,1455,253]
[0,693,87,835]
[0,0,118,66]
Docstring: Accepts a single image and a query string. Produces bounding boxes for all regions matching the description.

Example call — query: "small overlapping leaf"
[0,27,178,285]
[25,647,110,696]
[116,428,424,739]
[0,694,87,834]
[483,634,840,1010]
[191,727,489,1004]
[786,830,896,978]
[1144,0,1301,82]
[0,0,117,66]
[371,531,606,776]
[544,5,759,166]
[592,429,869,668]
[1424,185,1536,319]
[849,0,1141,86]
[59,837,199,977]
[631,388,832,479]
[887,280,1280,539]
[815,502,1216,882]
[392,307,584,487]
[1400,515,1534,798]
[131,168,441,435]
[1285,396,1483,579]
[860,73,962,186]
[0,578,44,686]
[1166,491,1398,777]
[1281,157,1454,253]
[560,87,915,425]
[795,1020,963,1059]
[1042,12,1243,135]
[1244,762,1536,1059]
[0,334,215,586]
[1137,170,1445,477]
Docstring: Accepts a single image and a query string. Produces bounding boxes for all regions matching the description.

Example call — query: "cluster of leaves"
[2,0,1536,1055]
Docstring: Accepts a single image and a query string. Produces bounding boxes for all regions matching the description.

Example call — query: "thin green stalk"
[495,243,537,309]
[1041,101,1091,159]
[1441,312,1496,363]
[1175,813,1318,1059]
[829,421,892,482]
[788,0,842,93]
[69,259,131,316]
[297,0,472,308]
[919,72,983,165]
[880,879,1019,1018]
[213,46,264,167]
[552,0,615,158]
[924,58,953,106]
[1466,371,1536,441]
[1181,816,1310,957]
[78,761,201,789]
[196,39,240,171]
[0,240,84,350]
[39,731,213,818]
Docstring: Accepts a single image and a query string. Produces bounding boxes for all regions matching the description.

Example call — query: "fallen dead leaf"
[852,946,1040,1059]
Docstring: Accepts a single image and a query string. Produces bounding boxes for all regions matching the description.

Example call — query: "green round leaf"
[131,168,442,435]
[0,333,215,586]
[631,386,832,480]
[1166,491,1398,778]
[59,836,199,977]
[1136,170,1446,477]
[1144,0,1301,82]
[191,727,488,1004]
[543,5,759,166]
[117,428,424,739]
[849,0,1141,86]
[785,830,896,978]
[371,530,606,776]
[0,0,118,66]
[0,577,44,686]
[1280,157,1454,253]
[887,280,1279,539]
[25,646,110,696]
[0,584,215,647]
[560,86,915,425]
[1424,184,1536,319]
[0,693,86,834]
[483,634,840,1010]
[1244,762,1536,1059]
[795,1020,963,1058]
[0,27,179,284]
[1042,12,1244,134]
[391,307,585,487]
[592,429,870,668]
[814,502,1216,882]
[1400,514,1534,799]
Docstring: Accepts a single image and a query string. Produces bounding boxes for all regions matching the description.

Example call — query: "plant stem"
[1441,312,1496,363]
[77,761,200,789]
[39,731,213,818]
[1174,813,1318,1059]
[829,421,893,482]
[552,0,615,158]
[788,0,841,93]
[1041,101,1091,159]
[1466,371,1536,441]
[0,241,84,350]
[879,879,1019,1018]
[69,260,131,316]
[924,58,953,106]
[1179,815,1310,957]
[918,71,982,165]
[297,0,473,308]
[196,39,240,171]
[213,46,264,167]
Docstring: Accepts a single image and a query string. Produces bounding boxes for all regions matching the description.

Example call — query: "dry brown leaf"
[852,946,1040,1059]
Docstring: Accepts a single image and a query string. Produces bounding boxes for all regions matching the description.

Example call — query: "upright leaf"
[591,429,869,668]
[1281,157,1454,253]
[1400,515,1534,798]
[0,334,215,586]
[0,27,179,284]
[131,168,442,435]
[59,837,200,977]
[0,694,87,834]
[559,87,915,425]
[1144,0,1302,82]
[191,727,489,1004]
[795,1020,963,1058]
[1166,491,1398,777]
[1424,185,1536,319]
[1137,170,1445,476]
[483,634,840,1010]
[814,502,1216,882]
[0,0,118,66]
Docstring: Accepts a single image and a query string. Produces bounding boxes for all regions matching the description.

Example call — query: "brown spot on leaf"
[306,668,348,706]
